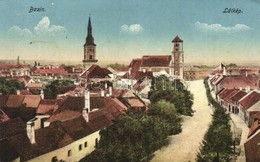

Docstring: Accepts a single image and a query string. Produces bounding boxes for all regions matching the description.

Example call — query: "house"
[227,90,247,114]
[220,89,240,112]
[246,101,260,126]
[0,89,126,161]
[244,118,260,162]
[238,91,260,125]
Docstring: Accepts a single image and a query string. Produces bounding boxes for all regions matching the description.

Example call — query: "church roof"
[140,55,172,67]
[172,35,183,43]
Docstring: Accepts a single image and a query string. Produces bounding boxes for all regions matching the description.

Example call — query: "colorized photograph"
[0,0,259,162]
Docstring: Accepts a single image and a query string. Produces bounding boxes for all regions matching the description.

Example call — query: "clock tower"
[83,16,98,67]
[171,35,184,79]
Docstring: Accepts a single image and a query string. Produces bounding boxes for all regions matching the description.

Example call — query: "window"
[51,156,58,162]
[79,144,82,151]
[89,55,93,60]
[84,141,88,148]
[68,150,72,157]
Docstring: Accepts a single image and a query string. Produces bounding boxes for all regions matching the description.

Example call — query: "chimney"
[246,71,248,77]
[83,90,90,122]
[105,82,108,89]
[17,56,20,65]
[142,68,146,73]
[129,67,132,76]
[27,121,35,144]
[40,90,44,99]
[101,90,105,97]
[72,67,75,73]
[109,86,112,96]
[17,90,20,95]
[223,66,227,76]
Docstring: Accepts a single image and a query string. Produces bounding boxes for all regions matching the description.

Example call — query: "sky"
[0,0,260,65]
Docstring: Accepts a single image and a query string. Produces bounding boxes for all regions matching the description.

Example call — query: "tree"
[82,111,171,162]
[0,78,25,95]
[148,100,182,135]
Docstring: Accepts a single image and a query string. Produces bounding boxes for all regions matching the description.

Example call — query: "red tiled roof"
[228,91,247,103]
[19,90,33,95]
[140,55,171,67]
[0,117,25,139]
[247,119,260,138]
[218,76,259,90]
[5,95,25,108]
[33,68,68,75]
[222,89,240,102]
[80,64,110,78]
[37,99,58,115]
[218,89,234,100]
[102,68,112,74]
[22,95,41,108]
[240,91,260,110]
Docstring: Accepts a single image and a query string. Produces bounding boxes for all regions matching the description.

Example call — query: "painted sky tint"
[0,0,259,65]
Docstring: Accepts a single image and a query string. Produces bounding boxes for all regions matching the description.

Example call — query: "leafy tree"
[197,78,233,162]
[44,80,75,98]
[149,76,194,116]
[148,100,182,135]
[106,63,127,69]
[0,78,25,95]
[82,111,171,162]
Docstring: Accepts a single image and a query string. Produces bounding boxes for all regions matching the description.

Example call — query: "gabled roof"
[22,95,41,108]
[240,91,260,110]
[218,76,259,90]
[218,89,234,100]
[140,55,172,67]
[222,89,240,102]
[80,64,110,78]
[37,99,59,115]
[172,36,183,42]
[5,95,25,108]
[228,91,247,103]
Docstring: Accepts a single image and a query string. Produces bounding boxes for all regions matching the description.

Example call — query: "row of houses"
[208,64,260,162]
[0,85,147,161]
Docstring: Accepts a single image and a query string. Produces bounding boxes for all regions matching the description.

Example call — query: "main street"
[151,80,213,162]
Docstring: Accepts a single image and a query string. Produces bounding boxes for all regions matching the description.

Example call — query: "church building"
[129,36,184,79]
[83,16,98,67]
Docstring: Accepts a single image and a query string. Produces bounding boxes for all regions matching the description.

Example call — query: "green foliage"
[0,78,25,95]
[148,100,182,135]
[227,63,237,67]
[149,76,194,116]
[196,78,233,162]
[82,110,172,162]
[44,80,75,98]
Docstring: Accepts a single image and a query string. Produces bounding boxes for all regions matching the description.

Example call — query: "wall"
[28,131,100,162]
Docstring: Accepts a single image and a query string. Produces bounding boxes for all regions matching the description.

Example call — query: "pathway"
[151,80,213,162]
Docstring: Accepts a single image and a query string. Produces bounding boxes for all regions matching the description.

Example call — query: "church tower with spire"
[83,16,98,67]
[171,35,184,79]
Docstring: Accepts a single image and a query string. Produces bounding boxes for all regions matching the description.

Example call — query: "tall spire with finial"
[88,16,92,35]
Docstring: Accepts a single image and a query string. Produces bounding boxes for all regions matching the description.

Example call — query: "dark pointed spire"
[172,35,183,43]
[84,15,96,46]
[88,16,92,35]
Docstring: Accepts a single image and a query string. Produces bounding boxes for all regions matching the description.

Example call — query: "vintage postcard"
[0,0,259,162]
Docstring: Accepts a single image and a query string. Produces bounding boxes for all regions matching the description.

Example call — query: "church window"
[89,55,93,60]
